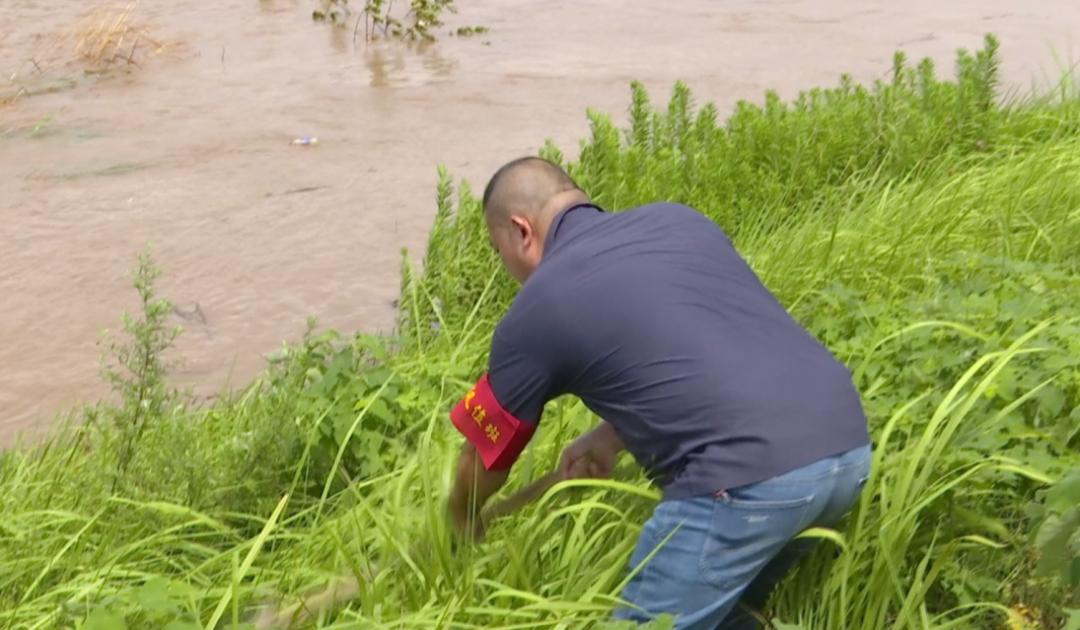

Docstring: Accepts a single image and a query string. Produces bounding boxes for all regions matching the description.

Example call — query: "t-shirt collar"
[543,202,604,253]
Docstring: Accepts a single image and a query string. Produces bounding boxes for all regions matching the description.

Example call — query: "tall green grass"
[3,33,1080,630]
[410,35,1080,339]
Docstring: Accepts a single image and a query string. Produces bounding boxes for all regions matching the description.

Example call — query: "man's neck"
[534,190,592,250]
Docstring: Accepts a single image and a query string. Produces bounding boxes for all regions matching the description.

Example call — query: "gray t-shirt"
[486,201,871,500]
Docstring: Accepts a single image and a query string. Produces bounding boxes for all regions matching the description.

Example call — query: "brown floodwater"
[1,0,1077,448]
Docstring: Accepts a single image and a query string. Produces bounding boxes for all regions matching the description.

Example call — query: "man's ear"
[510,216,533,247]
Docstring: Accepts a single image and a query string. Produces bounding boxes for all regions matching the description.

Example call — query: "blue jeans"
[612,444,872,630]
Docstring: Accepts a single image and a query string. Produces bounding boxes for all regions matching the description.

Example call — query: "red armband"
[450,373,537,471]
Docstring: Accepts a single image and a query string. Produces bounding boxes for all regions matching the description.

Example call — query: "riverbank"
[3,34,1080,630]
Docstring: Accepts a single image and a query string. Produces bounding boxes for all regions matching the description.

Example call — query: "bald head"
[480,157,592,283]
[482,157,589,225]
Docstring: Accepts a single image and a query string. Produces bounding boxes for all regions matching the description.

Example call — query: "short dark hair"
[482,156,581,213]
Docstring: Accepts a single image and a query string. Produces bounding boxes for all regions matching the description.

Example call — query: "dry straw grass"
[65,0,173,70]
[2,0,178,106]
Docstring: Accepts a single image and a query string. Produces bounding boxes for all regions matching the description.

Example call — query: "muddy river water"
[1,0,1077,447]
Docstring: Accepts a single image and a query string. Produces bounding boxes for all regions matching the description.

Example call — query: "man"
[445,156,872,630]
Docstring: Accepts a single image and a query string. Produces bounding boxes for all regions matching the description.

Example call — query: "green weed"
[40,163,152,181]
[312,0,470,42]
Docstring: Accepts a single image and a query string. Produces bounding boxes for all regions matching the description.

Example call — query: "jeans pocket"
[719,491,817,511]
[700,488,817,591]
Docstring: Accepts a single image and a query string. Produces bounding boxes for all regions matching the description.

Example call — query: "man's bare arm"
[447,441,511,538]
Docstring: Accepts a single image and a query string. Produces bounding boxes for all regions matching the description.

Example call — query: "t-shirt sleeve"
[447,315,562,471]
[486,327,558,425]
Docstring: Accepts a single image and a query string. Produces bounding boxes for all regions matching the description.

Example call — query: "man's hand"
[448,499,487,543]
[558,421,625,481]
